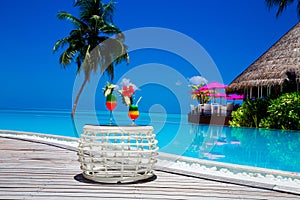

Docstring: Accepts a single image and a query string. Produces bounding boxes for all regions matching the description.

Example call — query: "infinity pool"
[1,109,300,173]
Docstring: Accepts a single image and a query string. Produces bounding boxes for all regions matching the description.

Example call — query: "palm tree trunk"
[71,45,91,118]
[71,77,88,118]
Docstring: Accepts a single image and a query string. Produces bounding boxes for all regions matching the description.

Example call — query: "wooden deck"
[188,113,233,126]
[0,135,300,199]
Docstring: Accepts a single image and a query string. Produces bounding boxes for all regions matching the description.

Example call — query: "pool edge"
[0,129,300,195]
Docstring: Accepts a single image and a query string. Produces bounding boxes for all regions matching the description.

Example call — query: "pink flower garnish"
[122,86,135,97]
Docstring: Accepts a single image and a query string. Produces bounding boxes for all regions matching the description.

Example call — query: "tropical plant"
[260,92,300,130]
[265,0,300,17]
[229,98,270,128]
[53,0,129,117]
[189,84,211,104]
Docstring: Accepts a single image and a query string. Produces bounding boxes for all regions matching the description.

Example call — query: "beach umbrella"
[200,82,228,102]
[227,94,244,104]
[227,94,244,100]
[209,93,227,98]
[199,81,228,91]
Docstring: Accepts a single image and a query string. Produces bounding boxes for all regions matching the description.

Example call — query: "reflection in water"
[1,109,299,173]
[183,124,300,173]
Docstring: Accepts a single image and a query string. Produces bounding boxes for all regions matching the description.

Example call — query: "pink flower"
[122,86,135,97]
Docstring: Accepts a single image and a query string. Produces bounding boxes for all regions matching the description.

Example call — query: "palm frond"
[52,38,69,53]
[59,49,77,66]
[102,1,116,23]
[116,32,125,42]
[94,48,102,73]
[114,53,129,65]
[105,38,125,56]
[75,0,103,23]
[57,11,88,29]
[106,63,115,81]
[297,0,300,15]
[265,0,295,17]
[90,15,105,31]
[91,14,101,21]
[103,1,116,15]
[101,23,120,34]
[76,55,83,72]
[97,36,110,43]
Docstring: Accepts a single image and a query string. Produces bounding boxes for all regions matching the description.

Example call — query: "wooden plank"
[0,136,300,200]
[0,187,291,198]
[1,191,298,200]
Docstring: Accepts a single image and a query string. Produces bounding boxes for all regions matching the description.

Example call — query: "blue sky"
[0,0,299,113]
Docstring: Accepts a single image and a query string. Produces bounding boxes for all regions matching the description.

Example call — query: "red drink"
[106,94,117,111]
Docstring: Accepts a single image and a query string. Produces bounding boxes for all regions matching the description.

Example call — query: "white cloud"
[119,78,139,90]
[175,80,182,86]
[188,76,208,85]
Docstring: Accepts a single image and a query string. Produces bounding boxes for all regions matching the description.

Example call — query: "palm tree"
[53,0,129,117]
[265,0,300,17]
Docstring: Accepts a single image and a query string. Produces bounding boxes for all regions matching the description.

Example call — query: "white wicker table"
[78,125,159,183]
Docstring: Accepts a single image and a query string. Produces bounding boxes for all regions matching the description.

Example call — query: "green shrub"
[229,98,269,128]
[259,92,300,130]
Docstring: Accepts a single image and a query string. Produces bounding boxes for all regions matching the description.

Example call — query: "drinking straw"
[136,96,142,105]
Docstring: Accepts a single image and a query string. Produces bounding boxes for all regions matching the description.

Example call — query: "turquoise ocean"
[1,109,300,173]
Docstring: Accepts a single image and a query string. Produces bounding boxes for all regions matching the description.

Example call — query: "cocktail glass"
[106,94,117,124]
[128,104,139,125]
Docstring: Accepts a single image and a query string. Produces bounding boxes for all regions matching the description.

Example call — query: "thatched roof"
[227,22,300,93]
